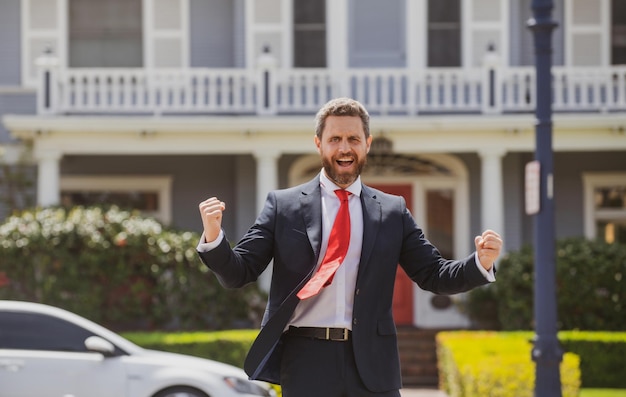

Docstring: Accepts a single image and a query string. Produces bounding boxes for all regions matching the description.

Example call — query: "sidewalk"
[401,388,448,397]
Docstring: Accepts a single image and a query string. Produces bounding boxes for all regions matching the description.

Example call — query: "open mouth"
[336,158,354,168]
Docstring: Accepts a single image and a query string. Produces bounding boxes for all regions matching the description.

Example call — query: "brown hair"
[314,97,370,139]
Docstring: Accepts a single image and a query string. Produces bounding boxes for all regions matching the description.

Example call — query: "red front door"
[368,184,414,326]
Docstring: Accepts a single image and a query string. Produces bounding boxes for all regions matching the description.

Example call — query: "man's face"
[315,115,372,188]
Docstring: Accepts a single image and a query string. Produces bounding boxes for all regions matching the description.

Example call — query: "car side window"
[0,311,95,352]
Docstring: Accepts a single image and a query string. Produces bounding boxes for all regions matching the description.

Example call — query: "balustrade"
[36,52,626,116]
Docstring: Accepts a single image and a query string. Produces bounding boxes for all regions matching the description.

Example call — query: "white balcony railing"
[36,53,626,116]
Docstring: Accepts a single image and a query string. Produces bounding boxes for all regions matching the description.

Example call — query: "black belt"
[286,326,351,341]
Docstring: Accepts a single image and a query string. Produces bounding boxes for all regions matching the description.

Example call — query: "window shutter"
[21,0,67,86]
[464,0,509,67]
[245,0,288,68]
[143,0,189,68]
[566,0,609,66]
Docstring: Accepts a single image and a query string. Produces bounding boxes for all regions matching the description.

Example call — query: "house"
[1,0,625,340]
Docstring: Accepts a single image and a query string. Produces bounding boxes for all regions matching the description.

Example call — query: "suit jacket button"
[353,318,357,325]
[355,288,360,295]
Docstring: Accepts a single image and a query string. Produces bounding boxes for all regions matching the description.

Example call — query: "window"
[0,311,94,352]
[60,176,172,224]
[68,0,143,67]
[293,0,326,67]
[62,191,159,211]
[612,0,626,65]
[583,173,626,244]
[428,0,461,67]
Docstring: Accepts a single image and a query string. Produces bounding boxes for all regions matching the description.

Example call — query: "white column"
[254,149,280,213]
[325,0,348,70]
[254,149,280,292]
[36,150,62,207]
[478,149,505,236]
[407,0,427,70]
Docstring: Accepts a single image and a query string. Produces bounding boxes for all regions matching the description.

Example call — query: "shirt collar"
[319,168,362,197]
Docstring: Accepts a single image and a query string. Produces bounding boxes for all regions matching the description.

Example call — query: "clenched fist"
[199,197,226,243]
[474,229,502,271]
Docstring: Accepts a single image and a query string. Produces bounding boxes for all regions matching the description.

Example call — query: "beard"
[321,153,367,187]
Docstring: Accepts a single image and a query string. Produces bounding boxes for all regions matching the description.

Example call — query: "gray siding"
[456,153,484,251]
[554,151,626,238]
[0,92,37,143]
[189,0,236,67]
[234,154,256,239]
[459,150,626,254]
[0,0,21,85]
[503,152,533,251]
[234,0,246,68]
[62,154,243,233]
[509,0,533,66]
[500,151,626,251]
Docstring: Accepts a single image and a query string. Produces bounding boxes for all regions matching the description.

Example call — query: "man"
[198,97,502,397]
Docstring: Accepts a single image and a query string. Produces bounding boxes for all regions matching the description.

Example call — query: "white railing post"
[36,48,60,115]
[482,45,502,115]
[256,46,278,115]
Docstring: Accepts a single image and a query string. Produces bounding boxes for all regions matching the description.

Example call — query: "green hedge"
[560,331,626,388]
[466,238,626,331]
[122,329,258,368]
[437,331,580,397]
[0,206,266,331]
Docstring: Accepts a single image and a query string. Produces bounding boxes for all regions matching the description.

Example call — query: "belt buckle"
[328,328,349,341]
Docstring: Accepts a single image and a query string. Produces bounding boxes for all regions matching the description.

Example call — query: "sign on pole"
[525,160,541,215]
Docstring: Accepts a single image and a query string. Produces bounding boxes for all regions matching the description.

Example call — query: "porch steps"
[397,327,440,387]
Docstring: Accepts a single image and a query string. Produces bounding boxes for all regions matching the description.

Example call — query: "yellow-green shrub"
[437,331,580,397]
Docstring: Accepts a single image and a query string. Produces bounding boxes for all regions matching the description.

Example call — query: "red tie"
[298,189,351,300]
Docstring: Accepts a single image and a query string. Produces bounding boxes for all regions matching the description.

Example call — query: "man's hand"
[474,229,502,271]
[199,197,226,243]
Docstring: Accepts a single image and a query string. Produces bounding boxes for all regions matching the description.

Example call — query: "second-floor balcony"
[36,52,626,117]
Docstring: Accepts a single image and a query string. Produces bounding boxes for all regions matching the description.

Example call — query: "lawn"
[581,390,626,397]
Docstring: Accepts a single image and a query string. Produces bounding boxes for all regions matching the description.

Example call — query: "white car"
[0,300,275,397]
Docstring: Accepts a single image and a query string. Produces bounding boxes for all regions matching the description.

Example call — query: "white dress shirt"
[288,170,363,330]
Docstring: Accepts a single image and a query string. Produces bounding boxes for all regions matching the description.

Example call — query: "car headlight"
[223,377,274,396]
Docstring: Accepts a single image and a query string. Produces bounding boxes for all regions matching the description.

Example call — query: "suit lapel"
[300,176,323,262]
[357,185,381,282]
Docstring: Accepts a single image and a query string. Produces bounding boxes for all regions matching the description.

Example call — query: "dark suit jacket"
[198,175,490,392]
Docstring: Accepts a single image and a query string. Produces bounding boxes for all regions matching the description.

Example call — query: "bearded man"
[197,97,502,397]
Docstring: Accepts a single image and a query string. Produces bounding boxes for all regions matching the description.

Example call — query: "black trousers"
[279,334,401,397]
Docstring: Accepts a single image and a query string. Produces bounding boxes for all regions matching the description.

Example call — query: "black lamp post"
[527,1,563,396]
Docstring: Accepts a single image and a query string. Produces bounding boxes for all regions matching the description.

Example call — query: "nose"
[338,138,351,152]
